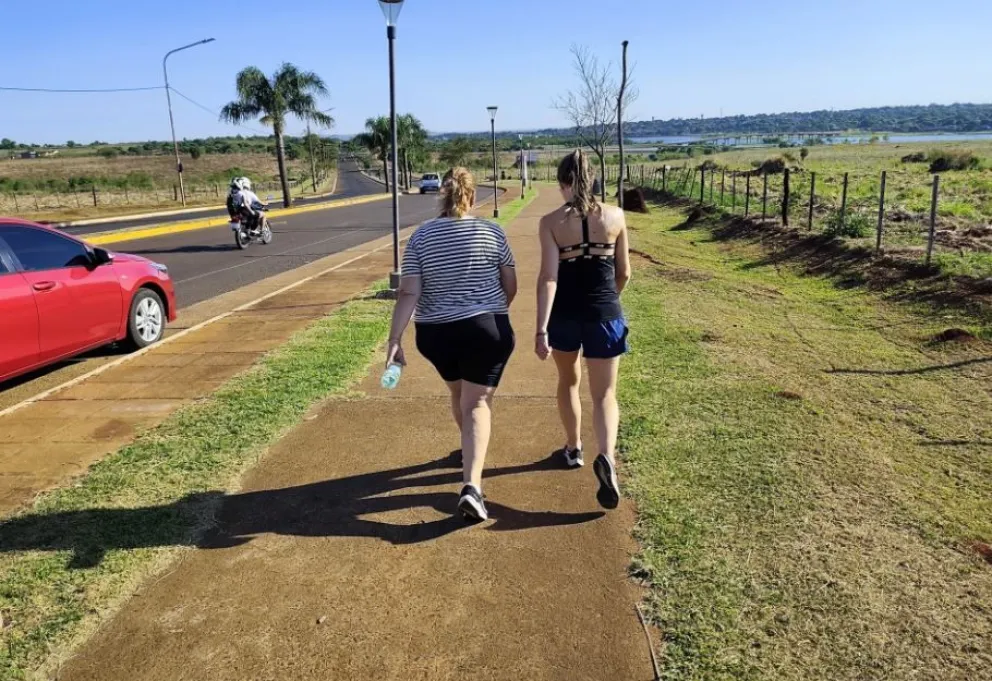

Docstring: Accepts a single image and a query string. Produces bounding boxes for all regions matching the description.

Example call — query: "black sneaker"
[593,455,620,509]
[561,445,584,468]
[457,484,488,522]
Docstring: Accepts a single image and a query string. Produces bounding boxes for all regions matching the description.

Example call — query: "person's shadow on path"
[0,452,604,569]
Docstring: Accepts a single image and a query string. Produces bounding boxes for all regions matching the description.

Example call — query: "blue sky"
[1,0,990,144]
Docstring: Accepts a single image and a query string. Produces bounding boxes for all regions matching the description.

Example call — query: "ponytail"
[440,167,475,218]
[556,148,598,216]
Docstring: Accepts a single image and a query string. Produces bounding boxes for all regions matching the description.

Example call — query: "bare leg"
[586,357,621,462]
[445,380,463,431]
[460,381,496,489]
[552,350,583,451]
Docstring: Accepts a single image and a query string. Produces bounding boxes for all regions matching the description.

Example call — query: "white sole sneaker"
[593,455,620,509]
[458,485,489,522]
[562,446,584,468]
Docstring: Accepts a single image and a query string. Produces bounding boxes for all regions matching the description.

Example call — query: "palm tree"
[354,116,392,192]
[220,63,333,207]
[397,114,428,189]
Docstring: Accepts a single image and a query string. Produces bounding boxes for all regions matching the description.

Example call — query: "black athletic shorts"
[415,313,515,388]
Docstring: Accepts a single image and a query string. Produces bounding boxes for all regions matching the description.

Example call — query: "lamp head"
[378,0,404,26]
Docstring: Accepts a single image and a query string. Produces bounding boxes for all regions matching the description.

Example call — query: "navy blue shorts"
[548,317,629,359]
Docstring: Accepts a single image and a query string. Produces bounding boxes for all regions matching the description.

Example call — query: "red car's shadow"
[0,343,127,394]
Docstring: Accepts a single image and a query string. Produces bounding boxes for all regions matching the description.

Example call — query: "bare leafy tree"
[554,45,637,202]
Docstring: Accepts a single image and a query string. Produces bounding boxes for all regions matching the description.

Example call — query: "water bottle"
[381,363,402,390]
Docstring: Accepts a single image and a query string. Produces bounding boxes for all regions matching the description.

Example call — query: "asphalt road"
[111,167,493,308]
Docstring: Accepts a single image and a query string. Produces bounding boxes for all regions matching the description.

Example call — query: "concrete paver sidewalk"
[58,189,654,680]
[0,228,395,515]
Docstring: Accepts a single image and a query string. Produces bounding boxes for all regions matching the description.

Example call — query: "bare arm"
[500,265,518,306]
[385,275,421,368]
[535,218,559,359]
[614,213,632,294]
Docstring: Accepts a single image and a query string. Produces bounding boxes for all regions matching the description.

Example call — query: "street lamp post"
[163,38,215,208]
[379,0,404,291]
[487,106,499,219]
[518,134,526,198]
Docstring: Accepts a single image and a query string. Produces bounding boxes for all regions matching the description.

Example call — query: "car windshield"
[423,175,438,181]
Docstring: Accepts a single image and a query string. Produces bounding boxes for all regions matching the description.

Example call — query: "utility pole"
[306,120,318,193]
[617,40,629,209]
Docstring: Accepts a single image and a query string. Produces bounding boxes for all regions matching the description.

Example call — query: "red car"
[0,218,177,384]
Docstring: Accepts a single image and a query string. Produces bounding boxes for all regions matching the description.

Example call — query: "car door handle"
[32,281,57,292]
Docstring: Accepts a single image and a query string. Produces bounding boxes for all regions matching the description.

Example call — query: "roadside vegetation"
[620,202,991,680]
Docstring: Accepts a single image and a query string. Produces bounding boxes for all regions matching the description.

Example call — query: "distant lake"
[628,132,992,146]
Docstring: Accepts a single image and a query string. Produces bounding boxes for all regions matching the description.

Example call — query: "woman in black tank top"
[535,150,632,510]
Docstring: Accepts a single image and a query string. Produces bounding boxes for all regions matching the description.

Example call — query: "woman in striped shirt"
[386,167,517,522]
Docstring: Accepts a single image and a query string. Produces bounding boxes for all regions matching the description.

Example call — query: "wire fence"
[0,177,325,217]
[595,162,992,272]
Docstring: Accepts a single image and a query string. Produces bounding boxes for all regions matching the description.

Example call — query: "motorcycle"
[231,199,273,250]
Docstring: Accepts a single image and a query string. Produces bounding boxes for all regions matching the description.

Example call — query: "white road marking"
[176,230,361,285]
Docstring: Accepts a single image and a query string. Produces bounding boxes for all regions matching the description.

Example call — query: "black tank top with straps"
[550,205,623,323]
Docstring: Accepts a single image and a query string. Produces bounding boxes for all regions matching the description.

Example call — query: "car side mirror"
[91,247,114,266]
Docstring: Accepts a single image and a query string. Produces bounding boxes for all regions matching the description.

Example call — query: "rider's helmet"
[229,177,244,191]
[239,177,253,191]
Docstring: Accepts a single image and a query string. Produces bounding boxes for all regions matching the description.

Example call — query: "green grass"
[932,250,992,278]
[620,204,992,680]
[0,189,537,681]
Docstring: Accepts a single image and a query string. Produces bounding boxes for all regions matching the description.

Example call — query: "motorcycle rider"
[226,177,244,221]
[230,177,267,235]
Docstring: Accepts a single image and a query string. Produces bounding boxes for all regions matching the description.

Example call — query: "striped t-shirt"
[402,216,515,324]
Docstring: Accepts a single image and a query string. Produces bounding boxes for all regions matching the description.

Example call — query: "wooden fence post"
[732,173,737,212]
[876,170,887,254]
[709,167,714,202]
[745,174,751,217]
[840,172,849,224]
[662,166,667,192]
[720,169,726,205]
[12,194,18,212]
[782,168,790,226]
[926,174,940,267]
[700,168,705,204]
[92,186,98,207]
[808,172,816,230]
[762,172,768,221]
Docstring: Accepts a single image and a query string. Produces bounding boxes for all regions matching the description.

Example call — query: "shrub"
[927,150,980,173]
[190,146,204,160]
[901,151,928,163]
[754,157,788,175]
[96,147,120,159]
[824,211,872,239]
[800,147,809,161]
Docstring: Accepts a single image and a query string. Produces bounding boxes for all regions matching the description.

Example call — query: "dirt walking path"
[58,189,655,680]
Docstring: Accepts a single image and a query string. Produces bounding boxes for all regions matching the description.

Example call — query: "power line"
[0,85,162,93]
[168,86,269,136]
